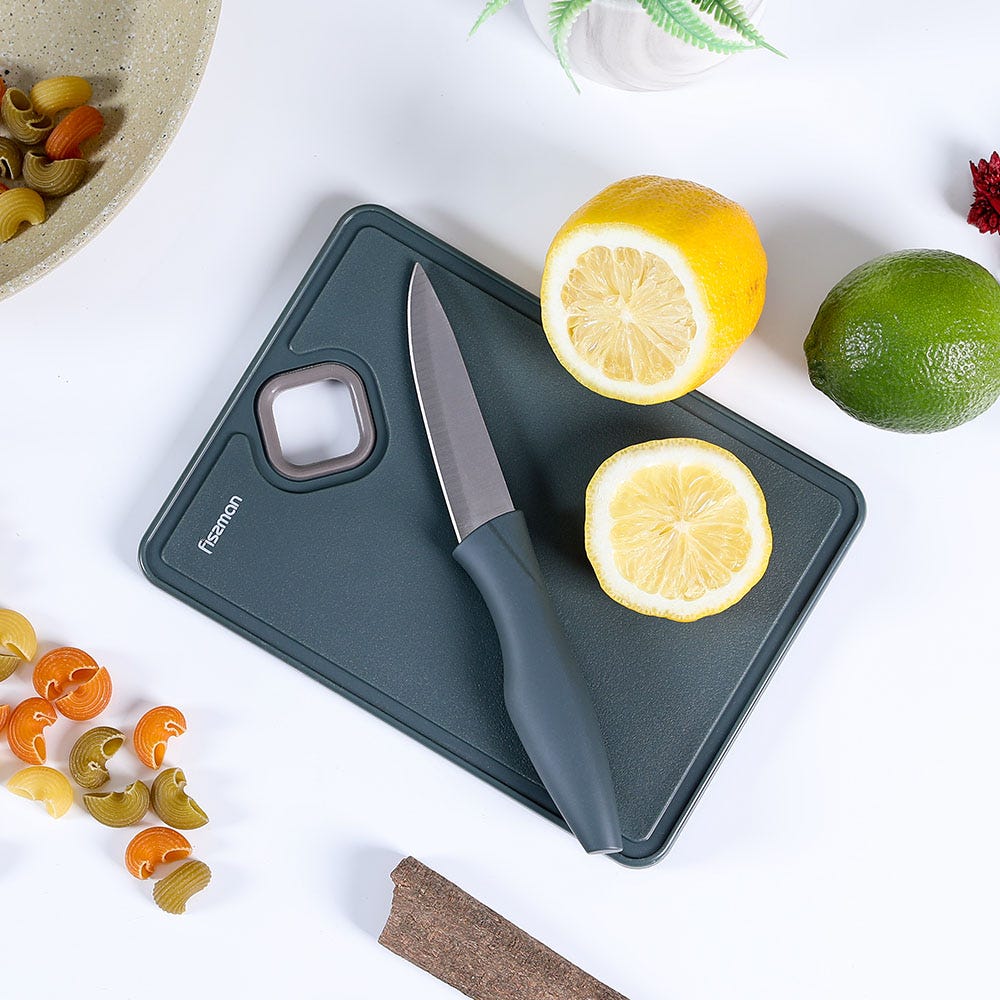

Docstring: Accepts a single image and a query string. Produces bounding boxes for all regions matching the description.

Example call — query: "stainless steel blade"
[407,263,515,541]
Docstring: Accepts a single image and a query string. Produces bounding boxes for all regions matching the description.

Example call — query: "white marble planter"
[523,0,767,91]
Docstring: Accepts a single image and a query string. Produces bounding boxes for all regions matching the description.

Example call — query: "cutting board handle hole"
[256,363,376,481]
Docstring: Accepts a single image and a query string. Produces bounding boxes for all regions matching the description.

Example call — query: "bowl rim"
[0,2,222,303]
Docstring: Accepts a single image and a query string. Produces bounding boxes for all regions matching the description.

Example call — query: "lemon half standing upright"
[586,439,772,621]
[541,176,767,403]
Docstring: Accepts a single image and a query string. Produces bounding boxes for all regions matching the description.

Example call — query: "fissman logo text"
[198,496,243,555]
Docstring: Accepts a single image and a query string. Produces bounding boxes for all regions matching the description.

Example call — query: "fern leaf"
[693,0,750,33]
[636,0,752,54]
[470,0,513,36]
[548,0,594,92]
[692,0,784,55]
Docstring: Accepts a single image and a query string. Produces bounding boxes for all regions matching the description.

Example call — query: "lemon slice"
[585,439,772,621]
[541,176,767,404]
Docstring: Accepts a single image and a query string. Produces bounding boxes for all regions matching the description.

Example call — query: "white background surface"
[2,2,998,997]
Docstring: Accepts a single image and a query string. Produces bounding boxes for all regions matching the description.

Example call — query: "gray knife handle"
[454,510,622,855]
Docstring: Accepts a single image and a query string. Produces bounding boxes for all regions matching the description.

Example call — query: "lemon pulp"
[585,439,772,621]
[610,463,752,601]
[562,246,697,386]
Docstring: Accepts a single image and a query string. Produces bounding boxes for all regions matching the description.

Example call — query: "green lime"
[804,249,1000,432]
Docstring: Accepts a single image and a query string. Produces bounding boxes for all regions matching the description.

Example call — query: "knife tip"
[408,261,428,311]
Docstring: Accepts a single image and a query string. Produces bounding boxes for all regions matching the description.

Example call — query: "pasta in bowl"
[0,0,219,300]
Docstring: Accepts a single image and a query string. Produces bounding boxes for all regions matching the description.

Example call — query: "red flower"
[968,151,1000,234]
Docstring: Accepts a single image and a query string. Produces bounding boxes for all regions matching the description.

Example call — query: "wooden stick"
[379,856,628,1000]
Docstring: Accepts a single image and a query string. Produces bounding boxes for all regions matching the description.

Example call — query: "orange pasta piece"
[124,826,192,880]
[7,698,57,765]
[0,79,5,102]
[54,666,112,721]
[44,105,103,160]
[33,646,99,700]
[0,704,10,734]
[133,706,187,769]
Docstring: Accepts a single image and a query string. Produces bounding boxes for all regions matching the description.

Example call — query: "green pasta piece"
[0,138,22,181]
[83,779,150,827]
[150,767,208,830]
[152,859,211,915]
[22,148,87,197]
[1,88,53,144]
[68,726,125,789]
[0,654,19,682]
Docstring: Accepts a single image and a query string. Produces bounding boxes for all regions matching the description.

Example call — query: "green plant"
[472,0,782,90]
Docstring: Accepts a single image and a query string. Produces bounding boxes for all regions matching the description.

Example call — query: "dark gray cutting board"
[140,206,864,866]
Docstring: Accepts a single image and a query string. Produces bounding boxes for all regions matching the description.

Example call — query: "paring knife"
[407,262,622,855]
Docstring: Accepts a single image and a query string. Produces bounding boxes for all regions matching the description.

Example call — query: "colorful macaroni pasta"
[1,88,53,144]
[7,766,74,819]
[6,697,57,765]
[133,705,186,769]
[0,187,45,242]
[125,827,192,880]
[33,646,98,700]
[83,780,151,828]
[45,104,104,160]
[69,726,125,789]
[153,859,211,915]
[22,148,87,197]
[55,665,112,721]
[29,75,92,118]
[0,704,10,734]
[0,75,103,243]
[0,608,37,681]
[0,137,21,181]
[150,768,208,830]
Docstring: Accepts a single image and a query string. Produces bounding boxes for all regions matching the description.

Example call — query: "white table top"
[2,2,997,996]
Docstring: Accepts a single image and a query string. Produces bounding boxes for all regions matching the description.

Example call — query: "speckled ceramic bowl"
[0,1,219,301]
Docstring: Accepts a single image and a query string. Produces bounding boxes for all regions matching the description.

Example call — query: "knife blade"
[407,262,622,855]
[407,265,514,540]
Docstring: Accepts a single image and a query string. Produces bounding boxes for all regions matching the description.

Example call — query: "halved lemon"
[541,176,767,404]
[585,439,772,621]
